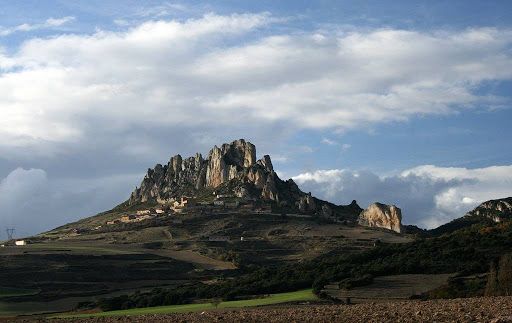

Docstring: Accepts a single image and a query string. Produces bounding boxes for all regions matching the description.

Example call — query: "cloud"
[321,138,338,145]
[136,2,190,18]
[0,168,140,239]
[292,165,512,229]
[0,16,510,156]
[0,16,74,36]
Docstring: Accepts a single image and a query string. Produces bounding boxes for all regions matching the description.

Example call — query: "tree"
[498,254,512,296]
[485,261,498,296]
[485,254,512,296]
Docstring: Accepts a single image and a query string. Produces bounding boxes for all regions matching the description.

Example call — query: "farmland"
[0,211,410,317]
[55,289,317,318]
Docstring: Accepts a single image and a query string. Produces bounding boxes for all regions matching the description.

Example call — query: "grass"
[54,289,317,318]
[0,287,39,298]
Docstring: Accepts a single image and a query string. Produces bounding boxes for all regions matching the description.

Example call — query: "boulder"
[359,203,402,233]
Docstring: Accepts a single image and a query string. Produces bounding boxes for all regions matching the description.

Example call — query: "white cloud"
[293,165,512,229]
[0,16,74,36]
[136,2,190,18]
[321,138,338,145]
[0,16,510,155]
[341,143,351,151]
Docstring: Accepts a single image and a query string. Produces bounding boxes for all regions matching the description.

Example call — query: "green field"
[57,289,317,318]
[0,287,39,298]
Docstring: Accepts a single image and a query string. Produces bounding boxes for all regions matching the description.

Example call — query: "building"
[180,196,196,207]
[172,196,197,209]
[155,209,165,214]
[121,214,137,222]
[15,240,27,246]
[213,200,225,206]
[136,210,151,216]
[216,194,233,199]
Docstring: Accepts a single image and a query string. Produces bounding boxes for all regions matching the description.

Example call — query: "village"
[101,193,273,228]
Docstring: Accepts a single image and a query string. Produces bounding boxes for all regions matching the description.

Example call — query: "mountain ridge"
[127,139,363,220]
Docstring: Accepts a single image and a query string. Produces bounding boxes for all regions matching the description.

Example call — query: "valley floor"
[9,296,512,322]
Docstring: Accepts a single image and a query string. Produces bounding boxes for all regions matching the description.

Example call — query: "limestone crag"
[130,139,273,204]
[358,203,403,233]
[465,197,512,223]
[128,139,362,220]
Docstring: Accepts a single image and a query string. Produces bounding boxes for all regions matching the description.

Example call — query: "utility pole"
[6,228,15,240]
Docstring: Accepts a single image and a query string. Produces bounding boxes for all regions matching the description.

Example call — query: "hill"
[429,197,512,236]
[2,139,511,318]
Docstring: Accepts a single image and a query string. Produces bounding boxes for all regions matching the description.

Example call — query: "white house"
[15,240,27,246]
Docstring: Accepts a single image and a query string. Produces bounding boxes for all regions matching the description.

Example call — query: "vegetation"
[59,290,316,318]
[485,253,512,296]
[98,220,512,311]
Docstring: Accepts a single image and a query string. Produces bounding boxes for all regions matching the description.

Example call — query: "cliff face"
[465,197,512,223]
[128,139,361,220]
[358,203,403,233]
[129,139,273,203]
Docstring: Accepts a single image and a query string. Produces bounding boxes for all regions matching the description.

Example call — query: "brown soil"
[13,296,512,322]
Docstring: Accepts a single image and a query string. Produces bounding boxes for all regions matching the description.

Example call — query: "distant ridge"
[429,197,512,236]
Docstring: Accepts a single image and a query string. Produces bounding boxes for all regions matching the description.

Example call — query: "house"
[216,194,233,199]
[213,200,225,206]
[121,214,137,222]
[155,209,165,214]
[15,240,27,246]
[172,196,197,209]
[180,196,196,207]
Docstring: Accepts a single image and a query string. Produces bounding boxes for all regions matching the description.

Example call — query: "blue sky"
[0,1,512,236]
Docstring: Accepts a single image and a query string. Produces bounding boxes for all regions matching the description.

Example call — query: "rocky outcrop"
[261,172,279,201]
[128,139,363,221]
[465,197,512,223]
[297,194,316,213]
[359,203,402,233]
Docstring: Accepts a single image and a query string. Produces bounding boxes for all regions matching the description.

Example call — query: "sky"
[1,0,512,237]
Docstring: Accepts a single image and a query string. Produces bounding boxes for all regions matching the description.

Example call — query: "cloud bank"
[0,14,511,155]
[0,168,139,238]
[293,165,512,229]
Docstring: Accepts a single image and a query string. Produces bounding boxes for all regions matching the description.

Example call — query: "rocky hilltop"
[128,139,362,219]
[464,197,512,223]
[358,203,402,233]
